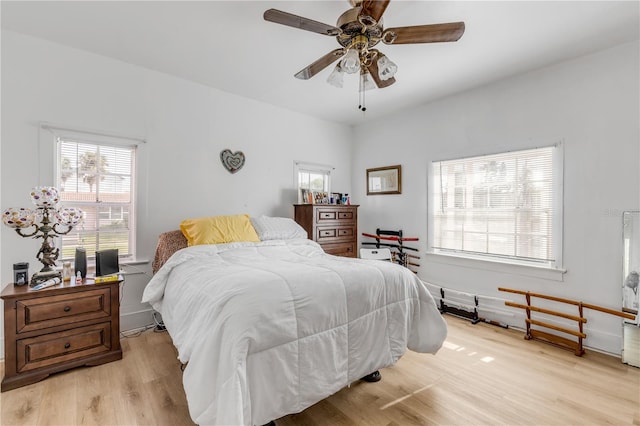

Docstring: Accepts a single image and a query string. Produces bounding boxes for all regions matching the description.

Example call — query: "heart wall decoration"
[220,149,245,174]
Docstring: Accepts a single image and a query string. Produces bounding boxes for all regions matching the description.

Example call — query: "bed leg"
[360,370,382,382]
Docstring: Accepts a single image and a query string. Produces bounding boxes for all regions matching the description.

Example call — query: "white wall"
[0,30,353,356]
[352,40,640,354]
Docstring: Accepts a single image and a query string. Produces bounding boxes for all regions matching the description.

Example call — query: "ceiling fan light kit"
[341,47,361,74]
[264,0,465,111]
[376,54,397,81]
[327,64,345,88]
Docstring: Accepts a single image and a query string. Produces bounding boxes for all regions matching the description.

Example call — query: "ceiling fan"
[264,0,465,110]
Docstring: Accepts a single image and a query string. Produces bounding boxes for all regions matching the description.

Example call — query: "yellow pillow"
[180,214,260,246]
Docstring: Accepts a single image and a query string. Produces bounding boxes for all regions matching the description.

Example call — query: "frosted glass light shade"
[340,49,360,74]
[30,186,60,208]
[377,55,398,81]
[327,64,345,88]
[2,207,35,229]
[56,207,85,226]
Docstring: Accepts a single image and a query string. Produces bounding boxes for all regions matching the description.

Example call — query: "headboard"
[152,230,188,274]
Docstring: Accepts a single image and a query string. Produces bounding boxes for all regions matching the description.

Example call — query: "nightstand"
[1,277,122,391]
[294,204,359,258]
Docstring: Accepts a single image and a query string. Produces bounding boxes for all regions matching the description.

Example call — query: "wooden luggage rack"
[499,287,636,356]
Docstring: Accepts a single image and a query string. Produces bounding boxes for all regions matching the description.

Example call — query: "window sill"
[425,251,567,282]
[56,258,150,276]
[120,258,150,266]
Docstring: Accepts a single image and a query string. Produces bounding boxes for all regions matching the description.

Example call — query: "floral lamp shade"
[55,207,84,226]
[2,207,35,229]
[30,186,60,208]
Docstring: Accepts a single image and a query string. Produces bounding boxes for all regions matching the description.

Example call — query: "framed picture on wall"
[367,165,402,195]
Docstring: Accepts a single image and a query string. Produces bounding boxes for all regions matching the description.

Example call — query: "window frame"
[40,123,142,262]
[427,143,564,272]
[294,161,333,203]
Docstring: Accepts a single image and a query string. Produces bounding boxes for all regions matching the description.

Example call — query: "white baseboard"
[121,308,155,332]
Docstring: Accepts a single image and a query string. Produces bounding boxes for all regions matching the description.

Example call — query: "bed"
[142,215,447,426]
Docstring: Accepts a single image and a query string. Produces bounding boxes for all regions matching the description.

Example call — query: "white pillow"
[250,216,308,241]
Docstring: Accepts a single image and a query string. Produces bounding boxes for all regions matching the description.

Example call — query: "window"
[295,162,332,202]
[55,136,137,261]
[428,145,563,269]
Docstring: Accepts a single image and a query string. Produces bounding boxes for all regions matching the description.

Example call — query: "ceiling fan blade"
[360,0,391,24]
[382,22,465,44]
[367,59,396,88]
[294,49,345,80]
[264,9,341,36]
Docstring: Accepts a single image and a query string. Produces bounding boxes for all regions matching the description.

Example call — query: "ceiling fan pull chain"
[362,81,366,112]
[358,73,363,111]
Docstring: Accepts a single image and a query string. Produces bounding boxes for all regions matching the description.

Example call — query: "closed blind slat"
[432,146,557,265]
[57,138,135,259]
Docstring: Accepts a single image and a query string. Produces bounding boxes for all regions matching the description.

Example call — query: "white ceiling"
[2,1,639,126]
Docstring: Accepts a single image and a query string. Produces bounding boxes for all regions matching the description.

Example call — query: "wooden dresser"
[1,277,122,391]
[294,204,359,258]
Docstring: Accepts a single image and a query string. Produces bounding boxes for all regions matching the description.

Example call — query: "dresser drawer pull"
[64,343,71,349]
[63,306,71,312]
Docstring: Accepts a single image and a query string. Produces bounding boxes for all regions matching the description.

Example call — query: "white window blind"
[430,145,561,267]
[56,137,136,260]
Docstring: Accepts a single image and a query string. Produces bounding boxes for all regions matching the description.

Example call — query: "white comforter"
[142,239,446,426]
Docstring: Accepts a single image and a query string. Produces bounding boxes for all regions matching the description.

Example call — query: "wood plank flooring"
[1,316,638,425]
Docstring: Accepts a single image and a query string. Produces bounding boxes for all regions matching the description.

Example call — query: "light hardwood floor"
[1,316,639,426]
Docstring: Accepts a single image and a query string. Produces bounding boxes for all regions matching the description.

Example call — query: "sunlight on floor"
[379,384,435,410]
[442,340,460,350]
[443,339,495,363]
[377,338,499,411]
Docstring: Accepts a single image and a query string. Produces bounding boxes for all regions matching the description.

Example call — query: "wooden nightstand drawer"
[16,288,111,334]
[16,322,111,373]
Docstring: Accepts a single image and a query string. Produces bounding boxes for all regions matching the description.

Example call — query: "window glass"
[56,138,136,260]
[295,162,332,203]
[430,145,561,268]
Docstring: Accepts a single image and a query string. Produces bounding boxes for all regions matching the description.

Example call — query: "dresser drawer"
[321,242,356,257]
[316,226,355,242]
[16,322,112,373]
[315,208,356,224]
[16,288,111,334]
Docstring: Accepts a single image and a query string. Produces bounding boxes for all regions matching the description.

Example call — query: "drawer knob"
[64,343,71,349]
[64,306,71,312]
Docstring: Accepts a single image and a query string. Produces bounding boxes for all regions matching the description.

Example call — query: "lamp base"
[31,270,62,286]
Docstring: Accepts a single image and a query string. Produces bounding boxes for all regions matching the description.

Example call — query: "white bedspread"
[142,239,446,426]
